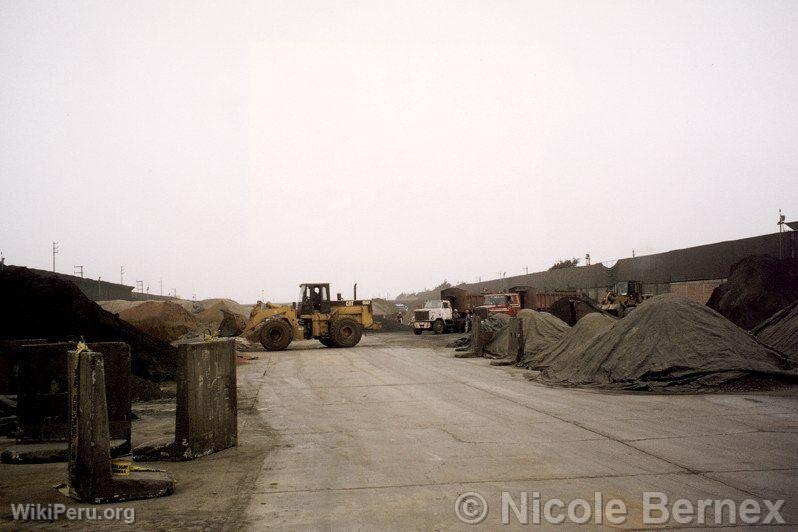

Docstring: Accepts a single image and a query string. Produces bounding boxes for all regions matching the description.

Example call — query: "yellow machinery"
[601,280,648,317]
[243,283,379,351]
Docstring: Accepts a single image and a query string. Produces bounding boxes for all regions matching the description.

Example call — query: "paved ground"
[1,332,796,529]
[242,333,798,530]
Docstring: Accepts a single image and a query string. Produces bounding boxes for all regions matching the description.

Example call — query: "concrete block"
[2,342,131,463]
[67,348,174,504]
[134,338,237,461]
[16,342,131,444]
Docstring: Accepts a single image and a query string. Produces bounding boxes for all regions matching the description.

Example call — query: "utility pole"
[778,209,786,259]
[52,242,59,272]
[120,265,125,285]
[159,278,163,296]
[523,267,528,275]
[74,265,84,278]
[136,280,143,293]
[586,253,591,266]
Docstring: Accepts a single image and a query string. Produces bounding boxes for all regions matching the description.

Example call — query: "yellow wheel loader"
[243,283,379,351]
[600,280,650,317]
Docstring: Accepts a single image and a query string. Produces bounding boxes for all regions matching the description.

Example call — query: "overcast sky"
[1,1,796,302]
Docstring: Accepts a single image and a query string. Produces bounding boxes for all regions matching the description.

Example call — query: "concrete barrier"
[1,342,131,464]
[507,317,523,363]
[134,338,237,461]
[67,348,173,503]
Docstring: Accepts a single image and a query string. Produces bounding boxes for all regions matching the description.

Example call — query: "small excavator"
[243,283,379,351]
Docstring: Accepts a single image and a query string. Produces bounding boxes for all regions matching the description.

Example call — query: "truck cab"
[475,293,522,317]
[412,299,463,335]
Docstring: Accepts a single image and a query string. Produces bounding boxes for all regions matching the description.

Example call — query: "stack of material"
[0,266,176,381]
[707,255,798,330]
[753,301,798,362]
[523,313,615,370]
[487,310,569,366]
[119,301,199,343]
[197,298,250,320]
[540,294,796,391]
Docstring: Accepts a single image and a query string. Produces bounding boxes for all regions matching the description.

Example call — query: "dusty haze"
[1,1,796,302]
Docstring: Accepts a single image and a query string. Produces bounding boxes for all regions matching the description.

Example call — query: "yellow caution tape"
[202,328,219,342]
[111,459,167,476]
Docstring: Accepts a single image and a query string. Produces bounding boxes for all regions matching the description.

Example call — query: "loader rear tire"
[260,319,293,351]
[330,318,362,348]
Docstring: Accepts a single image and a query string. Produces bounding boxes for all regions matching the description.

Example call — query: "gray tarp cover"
[539,294,796,390]
[753,300,798,363]
[522,313,615,370]
[485,309,570,365]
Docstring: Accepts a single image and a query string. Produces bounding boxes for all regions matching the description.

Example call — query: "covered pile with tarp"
[450,313,510,351]
[487,310,570,366]
[753,300,798,363]
[522,313,615,370]
[539,294,796,391]
[707,255,798,330]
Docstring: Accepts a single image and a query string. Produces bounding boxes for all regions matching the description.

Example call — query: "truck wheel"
[432,320,444,334]
[319,337,337,348]
[260,319,293,351]
[413,328,423,335]
[330,318,363,348]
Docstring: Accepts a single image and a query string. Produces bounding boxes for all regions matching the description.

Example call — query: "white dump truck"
[412,299,470,335]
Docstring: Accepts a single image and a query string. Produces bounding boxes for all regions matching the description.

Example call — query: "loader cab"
[614,281,641,298]
[298,283,331,315]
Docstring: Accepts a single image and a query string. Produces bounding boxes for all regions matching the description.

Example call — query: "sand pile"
[523,313,615,370]
[197,298,249,319]
[540,294,796,390]
[0,266,176,381]
[487,310,569,365]
[119,301,199,342]
[195,300,248,330]
[707,255,798,330]
[98,299,146,314]
[753,301,798,362]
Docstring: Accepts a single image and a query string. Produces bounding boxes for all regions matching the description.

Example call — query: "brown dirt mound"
[98,299,146,314]
[119,301,199,342]
[0,266,176,381]
[540,294,796,391]
[753,301,798,362]
[195,300,247,329]
[707,255,798,330]
[524,313,615,370]
[487,310,569,365]
[197,298,249,319]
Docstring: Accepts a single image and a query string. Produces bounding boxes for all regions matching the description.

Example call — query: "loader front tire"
[432,319,445,334]
[260,319,293,351]
[319,337,337,348]
[330,318,362,348]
